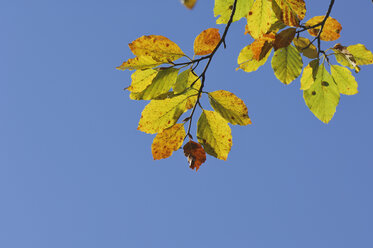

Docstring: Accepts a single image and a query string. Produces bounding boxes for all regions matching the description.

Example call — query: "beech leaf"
[116,56,163,71]
[209,90,252,125]
[214,0,254,24]
[133,68,179,100]
[305,16,342,41]
[152,124,186,160]
[197,110,232,160]
[246,0,273,39]
[138,94,190,134]
[330,65,358,95]
[251,33,276,61]
[237,44,271,72]
[341,44,373,66]
[181,0,197,9]
[127,69,158,93]
[272,0,306,27]
[194,28,221,55]
[183,140,206,171]
[293,37,318,59]
[129,35,184,62]
[300,59,319,90]
[303,64,340,123]
[273,28,296,51]
[271,45,303,85]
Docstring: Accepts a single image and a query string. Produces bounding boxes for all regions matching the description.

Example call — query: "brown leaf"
[293,37,318,59]
[273,28,296,51]
[183,141,206,171]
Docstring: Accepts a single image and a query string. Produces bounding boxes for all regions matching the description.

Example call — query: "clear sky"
[1,0,373,247]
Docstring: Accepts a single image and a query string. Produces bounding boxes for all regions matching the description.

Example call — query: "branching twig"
[296,0,335,55]
[185,0,238,140]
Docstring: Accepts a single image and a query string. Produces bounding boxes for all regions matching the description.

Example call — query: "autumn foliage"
[117,0,373,171]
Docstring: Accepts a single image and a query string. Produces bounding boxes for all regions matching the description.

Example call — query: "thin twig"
[297,0,335,55]
[185,0,238,140]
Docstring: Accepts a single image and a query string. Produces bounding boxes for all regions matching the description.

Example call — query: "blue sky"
[1,0,373,247]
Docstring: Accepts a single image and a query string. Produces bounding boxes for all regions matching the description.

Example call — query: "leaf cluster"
[117,0,373,171]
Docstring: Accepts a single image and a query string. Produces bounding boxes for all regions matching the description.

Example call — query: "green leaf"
[237,44,271,72]
[330,65,358,95]
[271,45,303,85]
[214,0,254,24]
[303,65,340,123]
[300,59,319,90]
[208,90,252,125]
[138,94,190,134]
[131,68,179,100]
[197,110,232,160]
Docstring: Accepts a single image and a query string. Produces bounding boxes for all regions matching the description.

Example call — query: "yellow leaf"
[303,64,340,123]
[116,56,163,71]
[194,28,221,55]
[183,141,206,171]
[132,68,179,100]
[129,35,184,62]
[237,44,271,72]
[273,28,296,51]
[209,90,252,125]
[293,37,318,59]
[181,0,197,9]
[345,44,373,65]
[251,33,275,61]
[332,43,360,72]
[305,16,342,41]
[127,69,158,93]
[138,94,189,134]
[330,65,358,95]
[272,0,306,27]
[300,59,319,90]
[271,45,303,85]
[214,0,254,24]
[246,0,273,39]
[152,124,185,160]
[197,110,232,160]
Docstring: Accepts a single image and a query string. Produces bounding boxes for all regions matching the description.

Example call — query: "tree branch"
[185,0,238,140]
[296,0,335,56]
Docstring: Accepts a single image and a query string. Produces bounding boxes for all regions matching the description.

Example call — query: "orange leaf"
[305,16,342,41]
[194,28,221,56]
[181,0,197,9]
[273,28,296,50]
[251,33,275,61]
[183,141,206,171]
[152,124,186,160]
